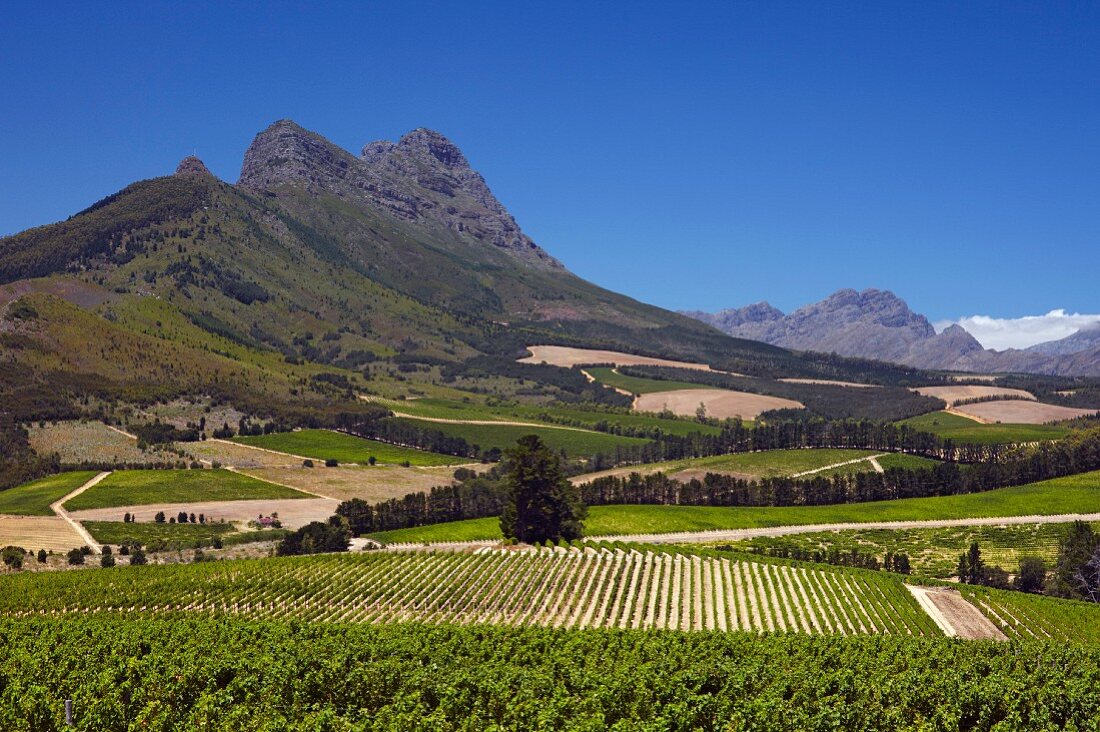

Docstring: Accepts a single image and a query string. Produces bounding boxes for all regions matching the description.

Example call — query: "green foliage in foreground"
[233,429,464,466]
[64,469,307,510]
[2,617,1100,730]
[0,471,95,516]
[371,469,1100,542]
[389,417,651,456]
[898,411,1072,444]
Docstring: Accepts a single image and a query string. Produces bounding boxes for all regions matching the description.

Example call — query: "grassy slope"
[737,522,1100,579]
[83,520,237,545]
[64,469,307,510]
[371,469,1100,542]
[584,367,711,395]
[0,471,96,516]
[388,417,650,456]
[580,449,887,481]
[377,397,724,437]
[232,429,463,466]
[898,411,1071,444]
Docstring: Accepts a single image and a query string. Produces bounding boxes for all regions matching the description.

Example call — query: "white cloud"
[934,310,1100,351]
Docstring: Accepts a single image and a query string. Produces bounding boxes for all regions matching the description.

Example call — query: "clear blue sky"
[2,1,1097,322]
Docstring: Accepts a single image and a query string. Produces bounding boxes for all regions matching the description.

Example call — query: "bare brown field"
[635,388,803,420]
[913,385,1035,406]
[953,400,1099,425]
[27,421,193,465]
[520,345,722,372]
[778,378,877,388]
[240,465,457,502]
[0,515,88,552]
[69,497,339,530]
[185,440,294,468]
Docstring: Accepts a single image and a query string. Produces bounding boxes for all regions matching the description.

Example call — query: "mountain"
[686,289,1100,376]
[3,119,840,422]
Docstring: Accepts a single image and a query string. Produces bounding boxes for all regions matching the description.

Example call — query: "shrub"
[324,458,339,468]
[67,548,85,566]
[129,548,147,565]
[1,546,25,570]
[100,547,115,568]
[36,549,47,564]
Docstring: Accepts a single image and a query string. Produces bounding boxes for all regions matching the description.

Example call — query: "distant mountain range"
[683,289,1100,376]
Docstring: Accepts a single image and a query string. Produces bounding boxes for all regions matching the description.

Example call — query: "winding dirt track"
[51,471,110,553]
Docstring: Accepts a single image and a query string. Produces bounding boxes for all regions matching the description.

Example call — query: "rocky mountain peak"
[237,119,358,192]
[174,155,211,177]
[236,119,561,270]
[395,128,470,169]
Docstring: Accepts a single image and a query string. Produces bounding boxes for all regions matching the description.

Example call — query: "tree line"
[334,428,1100,535]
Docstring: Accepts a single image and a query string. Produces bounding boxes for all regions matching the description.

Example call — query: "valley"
[1,118,1099,728]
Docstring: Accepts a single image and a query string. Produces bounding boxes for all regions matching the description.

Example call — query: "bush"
[129,548,147,565]
[276,516,351,556]
[100,547,115,568]
[36,549,47,564]
[324,458,339,468]
[67,548,85,566]
[303,459,314,468]
[1,546,25,570]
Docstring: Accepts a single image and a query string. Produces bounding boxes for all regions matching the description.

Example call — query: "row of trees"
[958,523,1100,601]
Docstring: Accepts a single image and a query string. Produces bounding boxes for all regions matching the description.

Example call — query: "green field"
[584,366,712,395]
[233,429,464,466]
[378,397,724,436]
[372,469,1100,542]
[0,471,96,516]
[736,522,1100,579]
[579,448,937,482]
[899,411,1072,444]
[83,519,238,546]
[64,469,307,510]
[389,417,651,457]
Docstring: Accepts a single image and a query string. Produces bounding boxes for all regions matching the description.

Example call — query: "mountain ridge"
[685,290,1100,376]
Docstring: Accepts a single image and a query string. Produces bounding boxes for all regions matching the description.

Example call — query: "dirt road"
[51,471,110,553]
[907,586,1006,640]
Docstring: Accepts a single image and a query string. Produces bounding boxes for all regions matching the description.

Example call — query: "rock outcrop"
[174,155,212,177]
[237,120,560,269]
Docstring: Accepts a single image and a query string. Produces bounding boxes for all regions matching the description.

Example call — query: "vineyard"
[4,617,1100,730]
[0,548,940,635]
[962,585,1100,644]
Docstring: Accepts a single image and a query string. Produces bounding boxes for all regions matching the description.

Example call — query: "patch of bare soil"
[0,515,89,552]
[953,400,1100,424]
[778,378,877,388]
[907,586,1006,640]
[635,388,803,420]
[913,385,1035,405]
[241,465,456,502]
[68,498,339,529]
[520,345,722,372]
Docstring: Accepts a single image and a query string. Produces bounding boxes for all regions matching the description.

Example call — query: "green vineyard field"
[0,548,938,635]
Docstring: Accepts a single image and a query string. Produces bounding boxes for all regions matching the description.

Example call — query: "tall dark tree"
[500,435,586,544]
[1049,521,1099,599]
[1015,556,1047,594]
